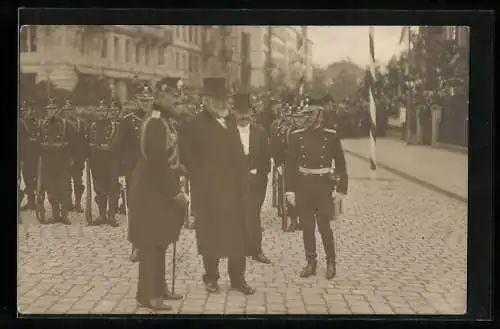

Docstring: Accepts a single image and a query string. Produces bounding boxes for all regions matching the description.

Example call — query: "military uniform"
[19,101,40,211]
[270,93,300,232]
[62,100,88,213]
[38,99,77,224]
[87,100,120,227]
[285,92,348,280]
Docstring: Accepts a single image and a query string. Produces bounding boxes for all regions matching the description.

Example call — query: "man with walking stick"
[128,84,186,311]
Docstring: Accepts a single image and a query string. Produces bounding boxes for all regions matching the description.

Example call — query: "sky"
[308,26,407,68]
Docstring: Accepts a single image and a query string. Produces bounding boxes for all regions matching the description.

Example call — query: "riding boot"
[48,201,60,224]
[60,200,71,225]
[299,258,317,278]
[108,196,119,227]
[74,191,83,213]
[287,216,299,232]
[96,199,107,225]
[26,192,37,210]
[325,258,336,280]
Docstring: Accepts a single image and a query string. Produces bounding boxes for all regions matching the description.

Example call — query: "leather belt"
[90,143,110,150]
[41,142,68,148]
[298,166,332,176]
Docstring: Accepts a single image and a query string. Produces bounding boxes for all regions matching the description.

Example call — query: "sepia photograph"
[18,24,469,316]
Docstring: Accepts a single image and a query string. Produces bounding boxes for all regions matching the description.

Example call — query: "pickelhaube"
[61,99,73,111]
[46,97,58,111]
[135,84,154,100]
[97,99,107,111]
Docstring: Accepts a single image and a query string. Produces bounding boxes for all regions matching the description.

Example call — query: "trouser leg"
[228,256,246,286]
[202,255,220,283]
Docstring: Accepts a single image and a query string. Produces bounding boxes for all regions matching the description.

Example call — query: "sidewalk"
[341,138,468,202]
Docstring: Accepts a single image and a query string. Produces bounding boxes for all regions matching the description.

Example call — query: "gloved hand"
[331,191,345,201]
[285,192,296,207]
[277,165,283,175]
[173,192,190,208]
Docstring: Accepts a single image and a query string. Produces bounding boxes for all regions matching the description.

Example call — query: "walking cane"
[281,167,288,232]
[121,177,129,241]
[35,155,43,223]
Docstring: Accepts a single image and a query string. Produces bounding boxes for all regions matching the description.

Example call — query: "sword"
[35,156,43,223]
[84,159,93,224]
[281,166,288,232]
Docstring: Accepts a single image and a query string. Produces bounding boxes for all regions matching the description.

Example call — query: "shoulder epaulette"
[323,128,337,134]
[290,128,305,134]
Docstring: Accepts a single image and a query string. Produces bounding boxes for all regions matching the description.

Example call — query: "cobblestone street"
[17,153,467,315]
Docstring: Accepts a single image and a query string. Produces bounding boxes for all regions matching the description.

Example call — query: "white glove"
[332,191,345,201]
[285,192,296,207]
[119,176,126,186]
[277,165,283,175]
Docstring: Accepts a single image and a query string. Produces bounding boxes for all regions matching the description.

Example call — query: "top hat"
[232,93,251,113]
[201,77,227,99]
[157,77,182,93]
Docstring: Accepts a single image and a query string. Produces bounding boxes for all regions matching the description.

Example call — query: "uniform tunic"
[66,115,88,205]
[19,114,40,205]
[285,127,348,260]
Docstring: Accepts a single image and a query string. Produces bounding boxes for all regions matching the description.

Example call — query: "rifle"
[35,156,43,223]
[85,158,93,224]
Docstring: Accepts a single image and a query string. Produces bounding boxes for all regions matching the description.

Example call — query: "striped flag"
[368,27,377,178]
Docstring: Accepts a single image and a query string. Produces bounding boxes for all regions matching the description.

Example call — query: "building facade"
[19,25,252,105]
[246,26,313,90]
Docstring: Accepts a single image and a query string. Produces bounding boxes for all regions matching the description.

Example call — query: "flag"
[399,26,409,45]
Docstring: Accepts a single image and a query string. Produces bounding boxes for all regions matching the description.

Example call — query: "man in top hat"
[113,84,154,261]
[61,99,88,213]
[19,100,41,212]
[38,97,77,224]
[86,99,120,227]
[179,77,256,295]
[232,91,272,264]
[128,82,187,310]
[285,89,349,280]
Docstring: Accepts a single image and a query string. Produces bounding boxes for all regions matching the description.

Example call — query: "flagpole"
[406,26,412,144]
[368,26,377,180]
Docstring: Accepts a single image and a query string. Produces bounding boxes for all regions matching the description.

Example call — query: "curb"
[344,149,468,203]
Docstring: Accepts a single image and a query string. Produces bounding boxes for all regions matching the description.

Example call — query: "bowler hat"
[202,77,227,99]
[232,93,251,113]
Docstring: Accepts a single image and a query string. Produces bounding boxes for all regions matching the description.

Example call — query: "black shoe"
[108,215,119,227]
[299,261,317,278]
[326,259,336,280]
[231,282,256,295]
[95,216,107,225]
[137,298,172,311]
[204,281,221,293]
[129,248,139,262]
[164,288,183,300]
[252,253,272,264]
[60,217,72,225]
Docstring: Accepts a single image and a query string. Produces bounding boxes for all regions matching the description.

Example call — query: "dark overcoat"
[179,111,254,259]
[128,113,184,248]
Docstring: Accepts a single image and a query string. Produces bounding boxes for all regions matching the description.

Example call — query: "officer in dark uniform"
[87,100,120,227]
[113,85,154,261]
[38,98,77,225]
[19,100,40,211]
[285,90,348,280]
[61,100,88,213]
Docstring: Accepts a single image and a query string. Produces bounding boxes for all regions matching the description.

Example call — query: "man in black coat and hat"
[179,77,256,295]
[128,84,187,311]
[232,91,272,265]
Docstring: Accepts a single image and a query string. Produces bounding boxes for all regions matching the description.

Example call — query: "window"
[183,27,187,41]
[29,26,37,52]
[176,26,180,39]
[101,37,107,58]
[159,46,165,65]
[182,53,186,71]
[193,54,198,72]
[80,33,86,54]
[175,52,180,70]
[188,26,192,43]
[114,36,119,61]
[135,44,140,64]
[194,27,198,45]
[125,39,131,62]
[145,43,150,65]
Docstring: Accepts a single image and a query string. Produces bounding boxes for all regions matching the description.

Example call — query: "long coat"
[179,111,254,259]
[128,112,184,248]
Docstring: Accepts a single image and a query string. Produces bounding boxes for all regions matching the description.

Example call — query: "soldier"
[113,85,154,261]
[38,98,77,224]
[61,100,88,213]
[87,100,120,227]
[19,100,40,212]
[270,91,300,232]
[285,90,349,280]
